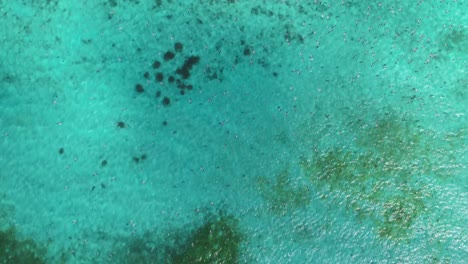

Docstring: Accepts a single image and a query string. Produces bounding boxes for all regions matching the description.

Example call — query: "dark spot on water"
[186,56,200,66]
[164,51,175,61]
[101,160,107,167]
[152,61,161,69]
[59,148,64,154]
[108,0,117,7]
[174,42,183,52]
[162,96,171,106]
[175,56,200,79]
[156,72,164,82]
[178,83,193,90]
[117,121,126,128]
[135,84,144,93]
[156,91,161,98]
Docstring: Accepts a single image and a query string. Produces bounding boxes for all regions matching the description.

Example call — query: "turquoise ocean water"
[0,1,467,263]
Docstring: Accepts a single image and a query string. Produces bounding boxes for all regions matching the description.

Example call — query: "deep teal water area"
[0,0,467,263]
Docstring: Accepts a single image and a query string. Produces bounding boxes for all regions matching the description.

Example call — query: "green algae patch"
[256,169,311,216]
[171,213,242,264]
[114,230,170,264]
[111,210,243,264]
[0,200,48,264]
[0,227,47,264]
[300,112,439,240]
[355,115,423,164]
[378,194,426,239]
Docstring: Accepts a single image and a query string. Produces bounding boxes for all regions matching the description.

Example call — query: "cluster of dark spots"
[162,96,171,106]
[250,6,274,17]
[81,39,92,44]
[177,83,193,91]
[251,7,259,15]
[243,47,251,56]
[206,67,217,80]
[174,82,187,93]
[101,160,107,167]
[91,183,106,191]
[174,42,183,52]
[258,58,269,68]
[156,72,164,82]
[133,154,147,163]
[135,84,144,93]
[59,148,64,154]
[21,0,58,12]
[132,41,199,108]
[108,0,117,7]
[117,121,126,128]
[284,28,305,44]
[152,61,161,69]
[205,66,224,81]
[164,51,175,61]
[175,56,200,79]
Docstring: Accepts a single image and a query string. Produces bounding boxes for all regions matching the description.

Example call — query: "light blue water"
[0,1,467,263]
